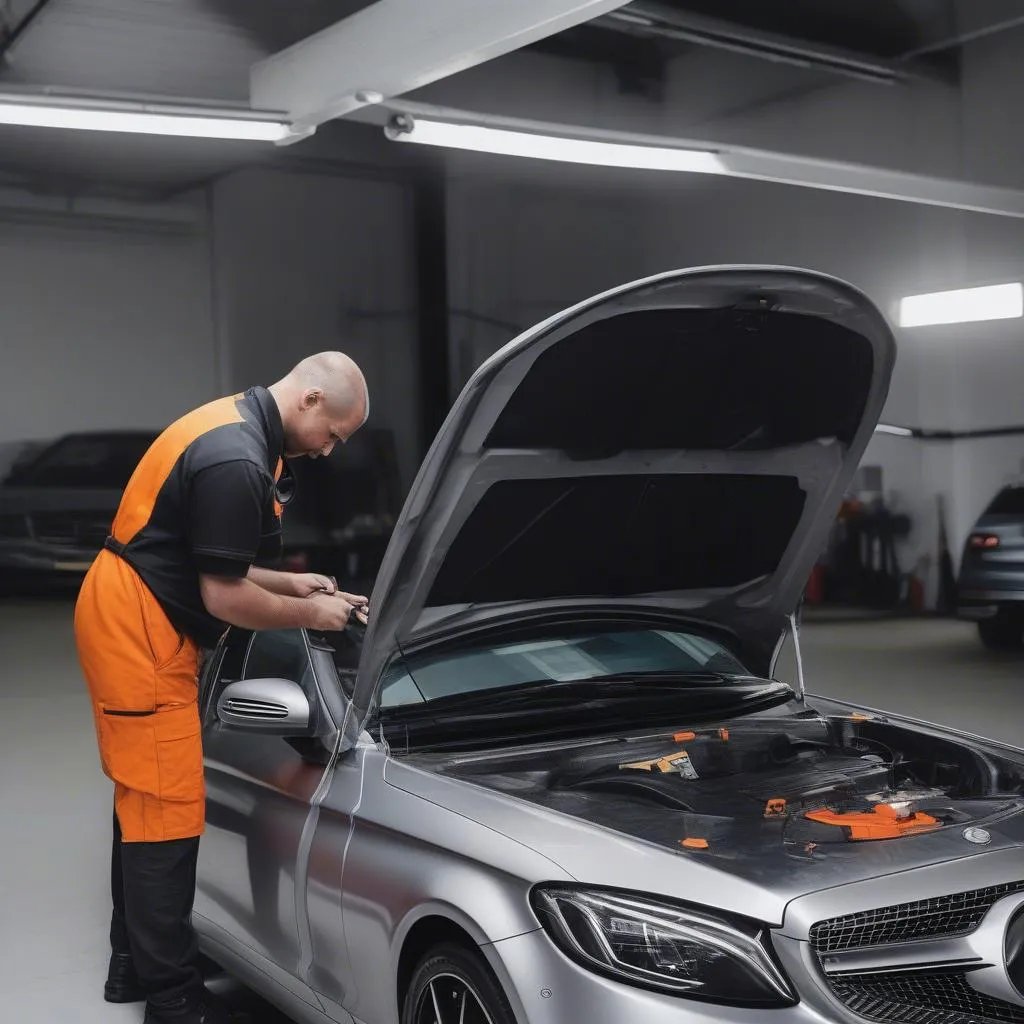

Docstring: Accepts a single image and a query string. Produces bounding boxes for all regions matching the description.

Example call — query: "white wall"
[0,165,423,496]
[0,200,217,444]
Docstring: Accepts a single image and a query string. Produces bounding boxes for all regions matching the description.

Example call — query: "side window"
[243,629,315,698]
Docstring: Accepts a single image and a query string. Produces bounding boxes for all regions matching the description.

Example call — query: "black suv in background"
[957,483,1024,648]
[0,426,402,598]
[0,431,157,593]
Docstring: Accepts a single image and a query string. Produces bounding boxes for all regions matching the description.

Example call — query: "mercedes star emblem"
[963,827,993,845]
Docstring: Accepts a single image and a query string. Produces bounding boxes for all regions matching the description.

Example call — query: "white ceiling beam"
[250,0,630,131]
[370,101,1024,219]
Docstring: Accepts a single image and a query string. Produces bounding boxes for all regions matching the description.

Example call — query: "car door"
[195,627,333,1011]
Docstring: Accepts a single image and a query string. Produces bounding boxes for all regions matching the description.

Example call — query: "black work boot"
[104,951,145,1003]
[143,992,251,1023]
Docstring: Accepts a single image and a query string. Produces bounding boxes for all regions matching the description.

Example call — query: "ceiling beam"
[251,0,631,131]
[597,2,951,85]
[366,100,1024,220]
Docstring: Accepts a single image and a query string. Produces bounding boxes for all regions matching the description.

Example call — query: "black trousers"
[110,809,205,1010]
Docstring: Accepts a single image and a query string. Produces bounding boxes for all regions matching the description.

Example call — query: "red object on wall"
[805,565,825,604]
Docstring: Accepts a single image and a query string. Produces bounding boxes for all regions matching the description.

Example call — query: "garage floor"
[1,599,1020,1023]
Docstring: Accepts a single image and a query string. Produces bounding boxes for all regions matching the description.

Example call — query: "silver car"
[194,266,1024,1024]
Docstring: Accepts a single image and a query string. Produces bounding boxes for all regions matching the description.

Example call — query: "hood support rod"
[789,611,806,703]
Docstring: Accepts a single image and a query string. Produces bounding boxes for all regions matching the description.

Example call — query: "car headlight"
[531,886,795,1007]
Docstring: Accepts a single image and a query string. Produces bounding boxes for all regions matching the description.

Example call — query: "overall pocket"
[97,705,159,795]
[153,703,203,803]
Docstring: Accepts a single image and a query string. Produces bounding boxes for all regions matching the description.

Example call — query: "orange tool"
[805,804,939,841]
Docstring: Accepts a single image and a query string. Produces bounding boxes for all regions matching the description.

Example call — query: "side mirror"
[217,678,313,736]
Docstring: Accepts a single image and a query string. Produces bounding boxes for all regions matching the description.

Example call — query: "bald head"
[289,352,369,422]
[268,351,369,459]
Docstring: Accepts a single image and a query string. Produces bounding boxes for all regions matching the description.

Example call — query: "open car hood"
[350,267,895,726]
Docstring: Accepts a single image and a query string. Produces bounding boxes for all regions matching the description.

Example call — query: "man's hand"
[305,592,359,631]
[293,574,368,623]
[290,573,338,598]
[337,591,369,625]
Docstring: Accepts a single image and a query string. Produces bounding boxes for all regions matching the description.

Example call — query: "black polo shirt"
[108,386,288,648]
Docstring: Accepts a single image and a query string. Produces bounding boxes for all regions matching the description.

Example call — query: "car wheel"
[978,612,1024,650]
[402,943,517,1024]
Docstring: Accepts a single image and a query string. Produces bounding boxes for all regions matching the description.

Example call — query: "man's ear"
[301,387,324,410]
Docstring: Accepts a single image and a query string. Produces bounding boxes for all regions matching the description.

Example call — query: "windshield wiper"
[379,684,795,752]
[384,675,785,720]
[577,669,737,684]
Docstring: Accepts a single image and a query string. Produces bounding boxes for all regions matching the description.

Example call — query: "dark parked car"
[957,483,1024,648]
[0,430,156,592]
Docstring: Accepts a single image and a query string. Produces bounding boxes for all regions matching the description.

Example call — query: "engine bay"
[412,708,1024,858]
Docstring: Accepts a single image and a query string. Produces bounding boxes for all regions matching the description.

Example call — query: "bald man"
[74,353,370,1024]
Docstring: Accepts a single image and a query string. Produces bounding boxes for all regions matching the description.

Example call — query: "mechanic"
[74,351,371,1024]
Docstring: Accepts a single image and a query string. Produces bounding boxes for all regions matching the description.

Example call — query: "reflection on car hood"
[353,266,896,727]
[385,700,1024,925]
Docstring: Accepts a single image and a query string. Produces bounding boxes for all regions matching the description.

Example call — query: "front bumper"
[0,539,97,574]
[957,589,1024,619]
[487,928,853,1024]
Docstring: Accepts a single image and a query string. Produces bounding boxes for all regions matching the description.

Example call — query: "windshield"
[7,433,154,489]
[379,626,752,709]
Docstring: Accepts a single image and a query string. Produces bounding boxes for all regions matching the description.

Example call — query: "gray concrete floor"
[0,599,1021,1022]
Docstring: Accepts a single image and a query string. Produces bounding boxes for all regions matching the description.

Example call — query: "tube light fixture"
[385,114,723,174]
[874,424,915,437]
[898,283,1024,328]
[0,94,301,142]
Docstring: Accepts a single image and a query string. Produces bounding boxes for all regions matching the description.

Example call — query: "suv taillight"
[969,534,1000,550]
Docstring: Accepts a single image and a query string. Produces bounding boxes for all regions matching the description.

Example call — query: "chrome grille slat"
[833,970,1024,1024]
[811,881,1024,954]
[810,881,1024,1024]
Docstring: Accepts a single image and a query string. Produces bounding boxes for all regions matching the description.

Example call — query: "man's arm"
[201,574,354,631]
[246,565,317,597]
[246,566,367,607]
[189,461,351,630]
[247,565,297,596]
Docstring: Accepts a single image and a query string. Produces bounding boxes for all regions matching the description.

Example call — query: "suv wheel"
[402,943,516,1024]
[978,611,1024,650]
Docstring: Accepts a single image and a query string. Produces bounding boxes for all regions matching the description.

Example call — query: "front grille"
[0,514,29,538]
[811,881,1024,954]
[832,970,1024,1024]
[31,512,109,546]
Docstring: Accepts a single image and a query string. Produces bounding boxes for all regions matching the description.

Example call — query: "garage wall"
[0,197,217,446]
[0,164,422,498]
[210,166,421,489]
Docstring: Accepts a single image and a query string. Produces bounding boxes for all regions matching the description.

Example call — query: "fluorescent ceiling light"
[874,424,914,437]
[898,283,1024,328]
[385,116,723,173]
[0,97,298,142]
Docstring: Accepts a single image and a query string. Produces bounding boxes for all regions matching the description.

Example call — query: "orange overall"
[75,391,285,843]
[76,554,205,842]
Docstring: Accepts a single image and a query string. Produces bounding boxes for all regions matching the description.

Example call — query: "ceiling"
[0,0,1014,197]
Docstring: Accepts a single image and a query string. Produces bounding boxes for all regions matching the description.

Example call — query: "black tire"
[402,943,517,1024]
[978,611,1024,650]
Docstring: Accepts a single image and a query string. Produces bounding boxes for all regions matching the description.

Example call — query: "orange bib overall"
[74,395,255,843]
[76,553,204,842]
